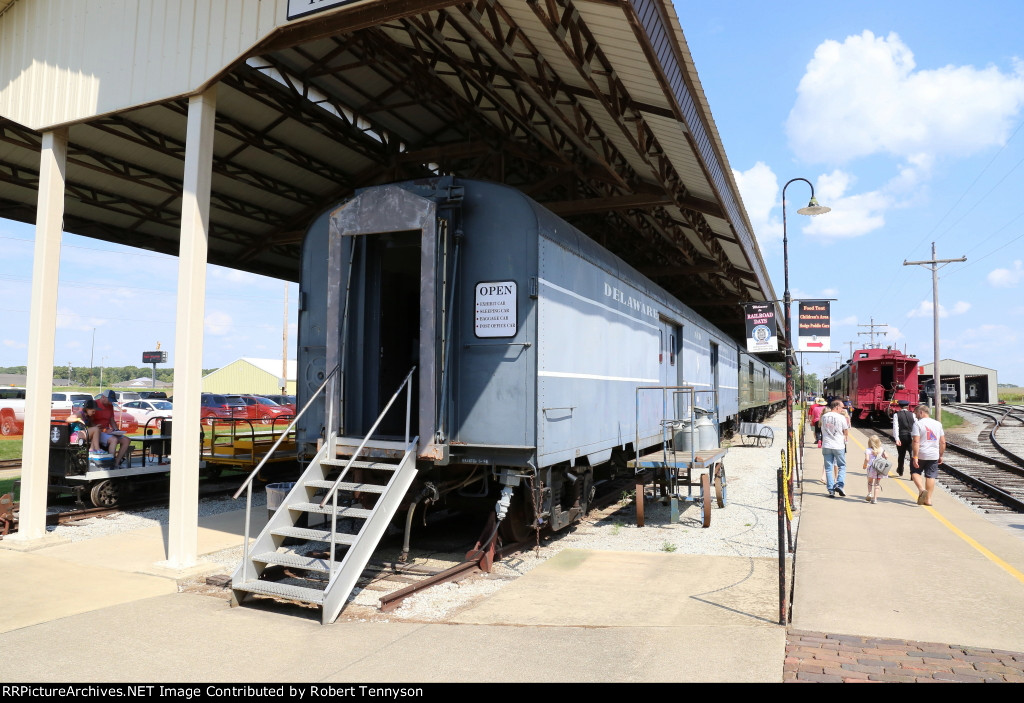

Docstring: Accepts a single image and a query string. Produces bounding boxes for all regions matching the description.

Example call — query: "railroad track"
[868,416,1024,514]
[2,476,256,536]
[253,474,641,614]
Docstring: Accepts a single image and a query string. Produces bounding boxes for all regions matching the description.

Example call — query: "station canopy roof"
[0,0,778,343]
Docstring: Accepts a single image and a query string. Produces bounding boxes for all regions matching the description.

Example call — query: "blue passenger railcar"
[296,177,776,535]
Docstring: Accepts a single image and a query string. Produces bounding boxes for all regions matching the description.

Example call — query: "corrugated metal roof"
[0,0,779,344]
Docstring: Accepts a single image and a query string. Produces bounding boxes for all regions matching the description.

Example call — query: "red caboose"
[823,347,919,423]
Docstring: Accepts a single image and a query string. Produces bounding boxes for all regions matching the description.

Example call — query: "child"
[863,435,890,503]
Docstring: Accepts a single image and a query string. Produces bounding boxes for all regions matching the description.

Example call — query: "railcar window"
[669,333,676,366]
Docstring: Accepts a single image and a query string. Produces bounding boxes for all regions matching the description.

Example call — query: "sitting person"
[93,390,132,467]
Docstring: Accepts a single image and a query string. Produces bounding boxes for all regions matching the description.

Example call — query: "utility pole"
[857,318,888,347]
[904,242,966,421]
[844,340,856,359]
[282,283,288,396]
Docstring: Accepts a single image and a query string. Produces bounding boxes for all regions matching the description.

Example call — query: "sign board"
[142,351,167,364]
[474,281,517,338]
[743,303,778,353]
[798,301,831,352]
[287,0,358,20]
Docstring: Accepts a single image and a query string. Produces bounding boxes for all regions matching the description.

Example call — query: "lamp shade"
[797,197,831,216]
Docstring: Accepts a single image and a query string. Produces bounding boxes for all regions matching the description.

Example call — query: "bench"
[738,422,774,448]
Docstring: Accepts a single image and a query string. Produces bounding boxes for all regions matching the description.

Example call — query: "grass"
[0,477,18,499]
[661,542,677,553]
[0,437,22,461]
[938,408,964,431]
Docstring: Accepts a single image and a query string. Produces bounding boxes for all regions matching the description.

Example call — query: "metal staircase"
[231,434,418,624]
[231,366,419,624]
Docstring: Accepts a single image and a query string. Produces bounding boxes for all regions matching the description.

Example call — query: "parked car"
[113,391,142,404]
[200,393,233,424]
[121,399,173,429]
[261,394,297,414]
[250,395,294,424]
[0,386,26,435]
[223,394,292,423]
[137,391,168,400]
[51,391,94,421]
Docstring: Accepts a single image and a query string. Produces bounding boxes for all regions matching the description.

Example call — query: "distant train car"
[294,177,783,537]
[824,347,919,422]
[738,353,785,422]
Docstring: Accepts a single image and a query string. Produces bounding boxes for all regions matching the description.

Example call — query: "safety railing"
[233,364,340,579]
[320,366,416,579]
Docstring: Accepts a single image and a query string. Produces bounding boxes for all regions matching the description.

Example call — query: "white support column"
[165,87,216,569]
[9,129,67,544]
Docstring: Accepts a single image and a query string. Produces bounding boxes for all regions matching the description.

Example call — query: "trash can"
[266,481,295,519]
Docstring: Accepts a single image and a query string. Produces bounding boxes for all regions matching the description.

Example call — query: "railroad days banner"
[798,301,831,352]
[743,303,778,353]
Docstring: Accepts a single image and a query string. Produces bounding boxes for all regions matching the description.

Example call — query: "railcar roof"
[0,0,779,344]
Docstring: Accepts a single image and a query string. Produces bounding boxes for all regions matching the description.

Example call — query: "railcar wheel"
[499,486,535,544]
[700,473,712,528]
[89,479,122,508]
[714,464,727,508]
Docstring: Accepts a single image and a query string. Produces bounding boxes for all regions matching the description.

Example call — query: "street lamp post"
[782,178,830,483]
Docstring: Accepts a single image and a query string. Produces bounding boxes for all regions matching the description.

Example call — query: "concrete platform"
[792,427,1024,652]
[3,420,1024,683]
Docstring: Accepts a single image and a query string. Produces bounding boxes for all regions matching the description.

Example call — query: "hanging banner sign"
[798,301,831,351]
[744,303,778,353]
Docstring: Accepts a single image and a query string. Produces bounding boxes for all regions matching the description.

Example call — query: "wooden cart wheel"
[700,472,712,528]
[714,463,727,508]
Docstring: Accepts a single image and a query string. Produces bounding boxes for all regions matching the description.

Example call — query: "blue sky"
[2,1,1023,386]
[683,0,1024,385]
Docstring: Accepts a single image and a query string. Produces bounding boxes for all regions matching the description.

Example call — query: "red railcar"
[823,347,919,423]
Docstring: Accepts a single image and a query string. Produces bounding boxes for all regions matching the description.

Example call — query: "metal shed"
[919,359,998,404]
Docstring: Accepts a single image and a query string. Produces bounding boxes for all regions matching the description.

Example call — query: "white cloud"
[906,300,971,318]
[205,311,234,336]
[835,315,858,326]
[987,260,1024,288]
[801,169,887,238]
[3,339,26,349]
[948,324,1017,351]
[787,31,1024,165]
[733,161,782,244]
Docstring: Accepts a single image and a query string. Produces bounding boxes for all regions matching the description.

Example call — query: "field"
[998,387,1024,404]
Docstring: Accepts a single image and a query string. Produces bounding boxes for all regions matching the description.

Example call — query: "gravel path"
[40,411,790,622]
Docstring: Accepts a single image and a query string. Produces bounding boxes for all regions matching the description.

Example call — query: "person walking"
[911,405,945,506]
[863,435,890,503]
[808,397,826,448]
[891,400,915,477]
[821,399,850,498]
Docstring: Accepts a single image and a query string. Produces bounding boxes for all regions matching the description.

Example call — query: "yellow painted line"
[849,434,1024,585]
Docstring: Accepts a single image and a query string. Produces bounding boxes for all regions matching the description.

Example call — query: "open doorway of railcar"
[345,231,421,440]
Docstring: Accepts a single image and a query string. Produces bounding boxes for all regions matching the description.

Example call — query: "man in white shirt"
[821,400,851,498]
[911,405,945,506]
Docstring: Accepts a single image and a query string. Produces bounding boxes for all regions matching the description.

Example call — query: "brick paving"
[785,630,1024,683]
